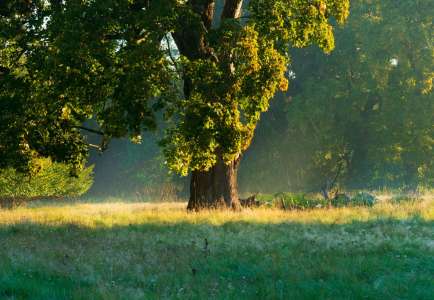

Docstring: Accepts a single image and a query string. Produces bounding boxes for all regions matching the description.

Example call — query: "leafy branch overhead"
[0,0,350,175]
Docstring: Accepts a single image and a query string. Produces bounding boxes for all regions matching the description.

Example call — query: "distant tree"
[240,0,433,193]
[291,0,433,190]
[0,0,350,209]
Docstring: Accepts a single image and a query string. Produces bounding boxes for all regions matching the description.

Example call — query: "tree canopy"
[0,0,350,178]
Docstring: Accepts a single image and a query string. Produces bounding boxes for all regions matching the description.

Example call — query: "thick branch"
[190,0,215,29]
[173,1,216,59]
[87,143,103,152]
[203,1,215,29]
[329,160,344,191]
[221,0,243,20]
[165,35,182,75]
[71,125,105,136]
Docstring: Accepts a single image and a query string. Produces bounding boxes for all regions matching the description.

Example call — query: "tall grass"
[0,197,433,299]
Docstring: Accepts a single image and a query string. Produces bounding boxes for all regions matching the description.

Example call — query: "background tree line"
[241,0,433,194]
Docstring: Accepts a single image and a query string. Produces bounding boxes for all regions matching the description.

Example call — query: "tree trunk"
[172,1,245,211]
[188,156,241,211]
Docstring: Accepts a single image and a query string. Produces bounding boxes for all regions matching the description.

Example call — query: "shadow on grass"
[0,215,433,300]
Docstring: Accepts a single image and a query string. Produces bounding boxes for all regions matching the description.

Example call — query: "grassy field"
[0,198,433,299]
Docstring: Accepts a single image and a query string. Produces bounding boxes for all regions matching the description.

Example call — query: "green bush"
[331,194,352,207]
[255,194,275,207]
[330,192,376,207]
[273,193,324,210]
[350,192,376,207]
[251,192,379,210]
[0,158,94,200]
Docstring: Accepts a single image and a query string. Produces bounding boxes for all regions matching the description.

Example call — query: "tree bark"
[188,155,241,210]
[221,0,243,20]
[172,1,244,210]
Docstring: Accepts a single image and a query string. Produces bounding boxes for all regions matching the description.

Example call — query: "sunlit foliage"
[0,158,93,199]
[0,0,350,177]
[161,0,350,175]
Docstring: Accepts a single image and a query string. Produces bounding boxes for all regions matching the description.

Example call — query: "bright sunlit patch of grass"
[2,198,432,227]
[0,197,433,299]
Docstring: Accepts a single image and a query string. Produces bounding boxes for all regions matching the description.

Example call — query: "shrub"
[249,191,379,210]
[350,192,376,207]
[331,194,352,207]
[255,194,275,207]
[273,193,324,210]
[0,158,94,203]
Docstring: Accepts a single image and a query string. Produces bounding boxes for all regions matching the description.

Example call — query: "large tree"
[0,0,349,210]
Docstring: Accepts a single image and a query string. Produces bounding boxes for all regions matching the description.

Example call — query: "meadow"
[0,197,433,300]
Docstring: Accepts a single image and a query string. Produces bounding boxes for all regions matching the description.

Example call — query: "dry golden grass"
[2,197,433,226]
[0,197,433,299]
